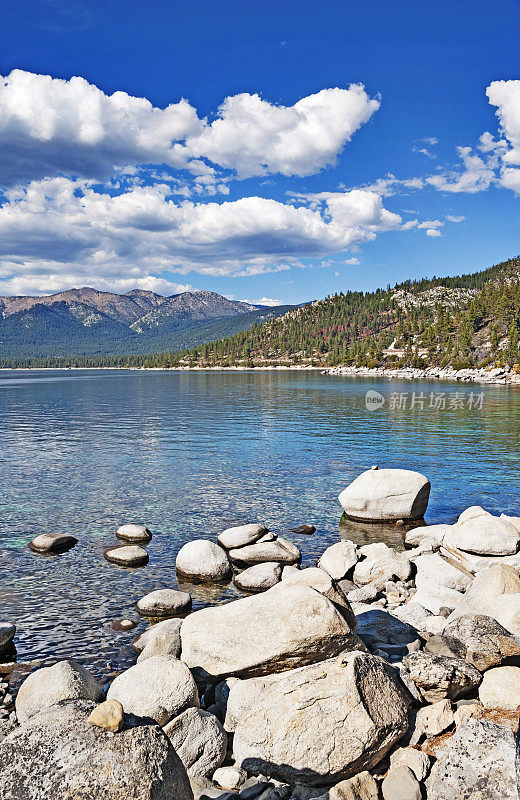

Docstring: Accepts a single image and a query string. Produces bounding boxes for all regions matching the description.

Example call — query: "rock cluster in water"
[3,468,520,799]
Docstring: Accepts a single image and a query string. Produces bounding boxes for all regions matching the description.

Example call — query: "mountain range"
[0,288,294,358]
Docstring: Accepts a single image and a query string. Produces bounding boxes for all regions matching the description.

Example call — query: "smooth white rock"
[479,666,520,710]
[176,540,231,582]
[217,524,267,550]
[317,541,359,580]
[137,588,192,617]
[338,468,430,522]
[445,515,520,556]
[116,523,152,543]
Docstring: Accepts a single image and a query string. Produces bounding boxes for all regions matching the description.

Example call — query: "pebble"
[87,699,124,732]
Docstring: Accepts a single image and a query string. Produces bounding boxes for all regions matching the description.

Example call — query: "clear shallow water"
[1,369,520,680]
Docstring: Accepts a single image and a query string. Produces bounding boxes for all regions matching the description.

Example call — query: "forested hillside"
[2,256,520,370]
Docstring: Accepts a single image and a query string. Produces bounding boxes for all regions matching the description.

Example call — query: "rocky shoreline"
[323,365,520,386]
[1,468,520,798]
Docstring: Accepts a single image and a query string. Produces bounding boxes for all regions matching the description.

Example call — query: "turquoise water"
[1,369,520,679]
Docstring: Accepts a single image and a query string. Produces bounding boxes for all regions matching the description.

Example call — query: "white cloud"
[427,146,496,193]
[361,174,425,197]
[0,179,404,294]
[486,80,520,165]
[244,297,283,307]
[445,214,465,223]
[425,228,442,237]
[0,70,379,186]
[180,85,379,179]
[345,257,360,265]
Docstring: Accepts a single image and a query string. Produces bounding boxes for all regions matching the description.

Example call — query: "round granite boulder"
[104,545,149,567]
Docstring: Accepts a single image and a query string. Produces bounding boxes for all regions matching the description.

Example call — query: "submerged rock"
[15,660,104,724]
[163,707,227,778]
[176,540,232,582]
[180,583,360,681]
[291,524,316,535]
[104,544,149,567]
[137,588,192,618]
[338,468,430,522]
[231,651,410,785]
[28,533,78,554]
[107,655,199,725]
[0,699,193,800]
[116,523,152,543]
[426,717,519,800]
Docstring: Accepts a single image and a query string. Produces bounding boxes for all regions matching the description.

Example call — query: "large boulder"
[426,717,518,800]
[107,655,199,725]
[338,468,430,522]
[487,593,520,636]
[441,614,520,671]
[231,652,411,785]
[478,665,520,709]
[176,540,231,582]
[180,583,360,681]
[16,660,104,724]
[445,564,520,623]
[456,506,491,525]
[401,651,481,703]
[405,524,451,548]
[317,541,359,580]
[353,543,412,589]
[0,700,193,800]
[445,515,520,556]
[163,707,227,777]
[228,537,301,566]
[234,562,282,592]
[217,524,268,550]
[137,588,192,618]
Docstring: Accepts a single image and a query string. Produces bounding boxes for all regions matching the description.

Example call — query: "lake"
[1,368,520,680]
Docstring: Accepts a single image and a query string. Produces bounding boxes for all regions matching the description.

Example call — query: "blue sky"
[1,0,520,304]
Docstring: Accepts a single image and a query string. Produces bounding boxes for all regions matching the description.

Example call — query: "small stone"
[454,701,481,726]
[137,633,183,662]
[347,585,378,604]
[382,766,421,800]
[137,588,192,618]
[164,707,227,777]
[329,771,378,800]
[111,619,137,631]
[389,746,431,781]
[291,525,316,535]
[415,699,454,737]
[104,544,149,567]
[213,766,247,789]
[441,613,520,671]
[478,665,520,710]
[116,523,152,543]
[28,533,78,554]
[87,698,124,732]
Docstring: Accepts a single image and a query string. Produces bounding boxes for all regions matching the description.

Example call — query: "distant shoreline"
[1,363,520,386]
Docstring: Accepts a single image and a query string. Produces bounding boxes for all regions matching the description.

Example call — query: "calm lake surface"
[1,368,520,679]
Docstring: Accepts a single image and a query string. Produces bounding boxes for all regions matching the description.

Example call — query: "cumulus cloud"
[179,86,380,178]
[0,70,379,186]
[445,214,465,222]
[244,297,283,307]
[425,228,442,237]
[0,179,404,294]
